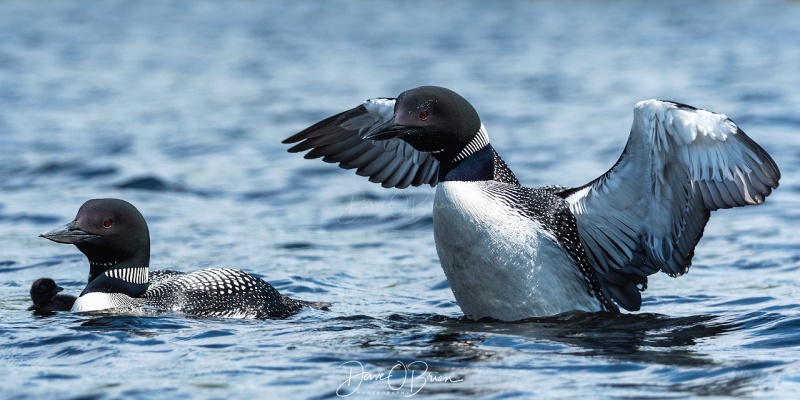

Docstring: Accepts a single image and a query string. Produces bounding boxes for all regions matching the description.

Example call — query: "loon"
[284,86,781,321]
[40,198,308,319]
[28,278,77,312]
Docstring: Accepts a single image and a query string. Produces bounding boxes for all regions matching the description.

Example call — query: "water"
[1,0,799,398]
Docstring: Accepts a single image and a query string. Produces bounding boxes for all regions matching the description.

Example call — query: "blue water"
[1,0,799,398]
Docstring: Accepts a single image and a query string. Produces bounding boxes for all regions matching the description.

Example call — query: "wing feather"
[284,99,439,189]
[562,100,780,311]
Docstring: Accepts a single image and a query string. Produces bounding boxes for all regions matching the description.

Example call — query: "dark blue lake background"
[1,1,799,398]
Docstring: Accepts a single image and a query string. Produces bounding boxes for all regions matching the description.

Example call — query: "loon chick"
[28,278,77,312]
[284,86,781,321]
[40,198,307,319]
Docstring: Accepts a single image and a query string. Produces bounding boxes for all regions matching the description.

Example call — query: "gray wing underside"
[283,99,439,188]
[560,100,780,311]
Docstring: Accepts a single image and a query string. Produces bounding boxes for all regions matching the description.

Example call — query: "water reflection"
[348,312,739,368]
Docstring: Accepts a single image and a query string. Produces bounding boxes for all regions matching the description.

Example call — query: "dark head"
[363,86,487,163]
[40,199,150,283]
[30,278,63,307]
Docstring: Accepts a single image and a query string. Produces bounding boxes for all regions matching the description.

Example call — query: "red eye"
[419,111,429,120]
[103,219,113,228]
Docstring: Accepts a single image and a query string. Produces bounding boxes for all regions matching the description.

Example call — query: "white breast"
[433,181,602,321]
[71,292,136,312]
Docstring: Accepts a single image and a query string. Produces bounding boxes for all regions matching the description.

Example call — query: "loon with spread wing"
[284,86,780,321]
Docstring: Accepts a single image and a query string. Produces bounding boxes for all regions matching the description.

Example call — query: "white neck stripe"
[104,267,149,285]
[453,123,490,162]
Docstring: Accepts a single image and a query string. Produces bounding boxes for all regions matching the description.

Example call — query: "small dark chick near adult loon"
[28,278,76,312]
[284,85,781,321]
[40,198,314,319]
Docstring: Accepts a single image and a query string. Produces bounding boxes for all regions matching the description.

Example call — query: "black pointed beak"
[55,286,64,294]
[40,221,98,244]
[362,119,408,141]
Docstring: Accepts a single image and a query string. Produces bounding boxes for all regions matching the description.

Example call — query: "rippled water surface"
[2,1,800,398]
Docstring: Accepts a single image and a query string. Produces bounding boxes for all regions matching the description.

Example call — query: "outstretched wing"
[283,98,439,188]
[560,100,780,311]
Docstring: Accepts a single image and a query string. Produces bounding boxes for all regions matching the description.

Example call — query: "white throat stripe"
[453,124,490,162]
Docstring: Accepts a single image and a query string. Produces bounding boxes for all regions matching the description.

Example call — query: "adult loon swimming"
[40,198,308,319]
[28,278,77,312]
[284,86,781,321]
